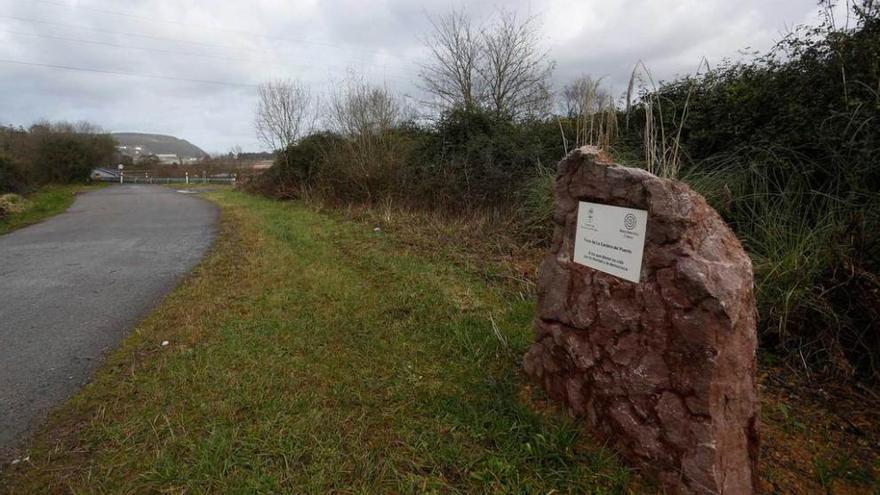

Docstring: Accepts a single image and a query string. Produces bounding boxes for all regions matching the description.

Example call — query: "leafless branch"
[419,8,554,119]
[254,79,314,152]
[418,9,483,111]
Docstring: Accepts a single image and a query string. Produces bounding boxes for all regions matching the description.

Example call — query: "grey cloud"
[0,0,840,152]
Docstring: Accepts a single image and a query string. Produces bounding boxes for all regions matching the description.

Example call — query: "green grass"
[0,190,632,494]
[0,184,102,235]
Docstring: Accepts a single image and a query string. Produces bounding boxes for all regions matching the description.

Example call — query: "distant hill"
[112,133,207,159]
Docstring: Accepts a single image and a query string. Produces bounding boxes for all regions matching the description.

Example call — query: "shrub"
[621,1,880,379]
[31,131,116,184]
[412,108,564,209]
[0,122,116,190]
[269,132,344,192]
[0,152,30,194]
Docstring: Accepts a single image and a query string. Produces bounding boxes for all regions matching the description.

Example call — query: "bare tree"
[329,77,406,138]
[419,8,554,119]
[327,75,411,201]
[478,10,554,118]
[560,75,610,118]
[419,10,482,111]
[254,79,314,152]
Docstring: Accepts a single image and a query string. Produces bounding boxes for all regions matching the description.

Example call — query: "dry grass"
[330,201,544,296]
[759,363,880,494]
[625,59,708,178]
[568,77,619,152]
[0,193,29,217]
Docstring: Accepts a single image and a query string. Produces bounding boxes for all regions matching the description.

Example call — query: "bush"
[31,131,116,184]
[408,108,564,209]
[644,2,880,194]
[516,165,556,242]
[0,122,116,191]
[268,132,345,194]
[0,153,30,194]
[258,106,566,211]
[641,1,880,378]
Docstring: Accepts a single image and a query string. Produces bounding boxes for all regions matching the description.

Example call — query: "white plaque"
[573,201,647,283]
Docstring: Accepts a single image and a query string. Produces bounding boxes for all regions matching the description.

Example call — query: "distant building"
[116,145,144,158]
[155,154,180,165]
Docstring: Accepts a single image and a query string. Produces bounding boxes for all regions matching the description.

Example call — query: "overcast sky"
[0,0,841,153]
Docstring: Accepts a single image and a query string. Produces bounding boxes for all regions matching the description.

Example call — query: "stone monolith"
[524,147,759,494]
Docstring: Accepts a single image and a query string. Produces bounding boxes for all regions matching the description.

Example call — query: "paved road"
[0,185,217,457]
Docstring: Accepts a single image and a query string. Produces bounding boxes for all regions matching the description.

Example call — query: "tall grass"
[556,76,619,155]
[681,148,878,378]
[625,59,708,179]
[574,80,618,151]
[628,9,880,376]
[517,164,556,242]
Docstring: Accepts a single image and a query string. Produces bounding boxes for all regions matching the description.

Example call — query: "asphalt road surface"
[0,185,217,458]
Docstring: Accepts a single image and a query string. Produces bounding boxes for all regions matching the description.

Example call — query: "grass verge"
[324,200,880,494]
[0,184,104,235]
[0,190,632,493]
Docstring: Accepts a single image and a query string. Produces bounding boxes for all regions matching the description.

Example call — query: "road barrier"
[95,176,236,185]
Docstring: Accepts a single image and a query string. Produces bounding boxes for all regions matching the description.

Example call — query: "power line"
[8,0,423,64]
[0,14,421,78]
[0,58,414,99]
[0,58,258,87]
[0,14,249,51]
[19,0,380,53]
[0,29,415,82]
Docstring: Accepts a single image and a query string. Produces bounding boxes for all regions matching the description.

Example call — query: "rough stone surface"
[523,147,759,494]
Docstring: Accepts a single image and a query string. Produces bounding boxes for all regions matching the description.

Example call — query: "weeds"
[517,164,556,242]
[625,58,708,178]
[0,193,28,218]
[813,454,875,492]
[561,75,618,152]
